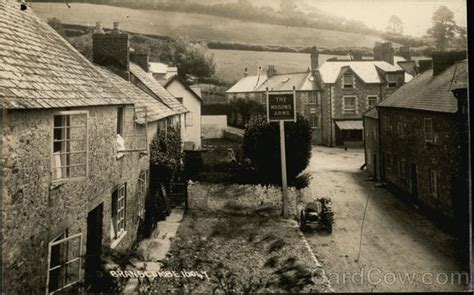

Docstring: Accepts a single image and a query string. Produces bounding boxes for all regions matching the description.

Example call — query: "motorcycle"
[299,197,334,233]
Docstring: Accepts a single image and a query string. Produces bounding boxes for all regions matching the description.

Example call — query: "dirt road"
[303,147,469,292]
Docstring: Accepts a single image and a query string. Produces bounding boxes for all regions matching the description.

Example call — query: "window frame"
[112,184,127,240]
[342,73,354,89]
[343,96,357,114]
[46,231,83,295]
[308,92,317,105]
[51,110,89,183]
[367,95,378,109]
[424,118,434,143]
[430,169,438,198]
[309,115,319,129]
[137,170,149,218]
[185,112,193,126]
[386,73,398,88]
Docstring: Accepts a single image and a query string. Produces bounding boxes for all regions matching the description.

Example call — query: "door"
[85,203,103,289]
[410,163,418,202]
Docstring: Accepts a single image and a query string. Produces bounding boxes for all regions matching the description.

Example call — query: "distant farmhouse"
[364,53,468,225]
[1,1,189,293]
[226,43,419,146]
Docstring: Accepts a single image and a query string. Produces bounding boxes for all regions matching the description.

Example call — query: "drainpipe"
[329,85,333,147]
[377,108,382,181]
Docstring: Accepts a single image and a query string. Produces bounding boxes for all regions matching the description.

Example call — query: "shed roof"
[96,67,176,123]
[378,60,467,113]
[363,107,379,119]
[0,1,131,109]
[129,63,188,114]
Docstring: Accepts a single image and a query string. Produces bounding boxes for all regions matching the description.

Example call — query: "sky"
[301,0,467,37]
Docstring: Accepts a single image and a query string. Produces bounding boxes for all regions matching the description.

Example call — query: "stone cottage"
[374,53,468,225]
[1,2,182,294]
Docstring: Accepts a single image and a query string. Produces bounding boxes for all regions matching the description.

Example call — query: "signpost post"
[266,87,296,218]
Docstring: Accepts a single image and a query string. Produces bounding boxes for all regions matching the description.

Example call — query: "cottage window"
[424,118,433,143]
[343,74,354,88]
[309,115,319,128]
[386,74,398,88]
[367,96,378,108]
[430,170,438,198]
[186,112,193,126]
[309,107,317,114]
[137,170,148,218]
[52,111,88,181]
[343,96,357,114]
[111,184,127,240]
[308,92,317,105]
[46,231,82,294]
[117,106,148,156]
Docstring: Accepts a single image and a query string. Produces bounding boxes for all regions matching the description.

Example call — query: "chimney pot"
[95,22,105,34]
[244,67,248,77]
[113,22,120,33]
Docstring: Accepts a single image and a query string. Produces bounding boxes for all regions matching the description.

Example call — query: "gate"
[168,182,188,210]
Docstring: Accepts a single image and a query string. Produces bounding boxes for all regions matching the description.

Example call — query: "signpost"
[266,87,296,218]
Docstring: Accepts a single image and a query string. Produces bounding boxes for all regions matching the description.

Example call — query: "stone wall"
[363,116,380,180]
[2,106,154,294]
[379,108,460,218]
[188,182,301,217]
[202,115,227,139]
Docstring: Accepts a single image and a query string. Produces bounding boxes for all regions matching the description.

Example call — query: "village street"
[303,147,468,293]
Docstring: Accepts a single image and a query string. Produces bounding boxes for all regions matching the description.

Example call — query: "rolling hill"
[31,2,386,49]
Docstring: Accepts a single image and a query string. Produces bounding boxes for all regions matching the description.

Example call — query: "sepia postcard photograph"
[0,0,472,293]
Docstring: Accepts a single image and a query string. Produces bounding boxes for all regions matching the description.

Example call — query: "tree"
[427,6,457,51]
[169,36,216,79]
[386,15,403,35]
[243,114,312,186]
[453,26,467,49]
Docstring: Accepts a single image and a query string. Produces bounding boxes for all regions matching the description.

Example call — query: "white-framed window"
[52,111,88,181]
[424,118,433,143]
[309,107,317,114]
[430,170,438,198]
[342,74,354,88]
[367,95,378,108]
[186,112,193,126]
[46,231,82,294]
[137,170,149,218]
[309,115,319,128]
[308,92,317,105]
[111,184,127,240]
[343,96,357,114]
[116,106,148,156]
[386,74,398,88]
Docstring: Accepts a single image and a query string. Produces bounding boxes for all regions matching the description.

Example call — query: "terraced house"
[1,2,187,294]
[372,54,468,230]
[226,43,415,146]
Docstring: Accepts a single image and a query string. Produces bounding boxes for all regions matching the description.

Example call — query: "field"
[32,3,385,48]
[211,49,338,82]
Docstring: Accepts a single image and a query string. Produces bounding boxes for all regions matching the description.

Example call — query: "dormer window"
[386,74,398,88]
[343,74,354,88]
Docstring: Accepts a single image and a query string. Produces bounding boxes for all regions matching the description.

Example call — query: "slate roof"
[129,63,188,114]
[450,60,468,91]
[318,60,412,84]
[363,107,379,119]
[162,75,203,102]
[0,0,131,109]
[378,60,467,113]
[96,67,176,123]
[227,71,322,93]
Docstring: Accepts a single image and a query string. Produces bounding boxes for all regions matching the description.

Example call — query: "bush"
[243,114,312,186]
[150,125,183,184]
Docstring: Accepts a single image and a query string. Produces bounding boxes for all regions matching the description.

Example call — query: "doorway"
[410,163,418,202]
[85,203,103,290]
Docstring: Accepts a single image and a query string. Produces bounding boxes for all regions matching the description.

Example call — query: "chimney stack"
[399,46,411,61]
[92,21,130,80]
[310,46,319,70]
[267,65,276,78]
[95,22,105,34]
[431,51,466,75]
[130,51,149,72]
[373,42,394,65]
[243,67,248,77]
